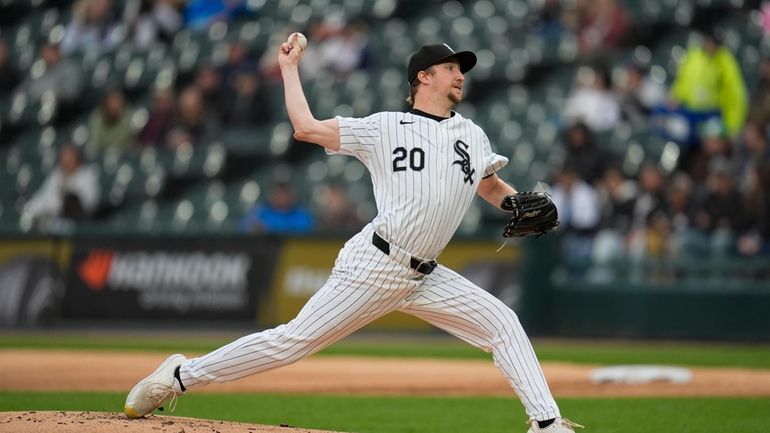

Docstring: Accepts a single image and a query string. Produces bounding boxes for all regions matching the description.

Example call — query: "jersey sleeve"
[327,114,381,160]
[481,132,509,178]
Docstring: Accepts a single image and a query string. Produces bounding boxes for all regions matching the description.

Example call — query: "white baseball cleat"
[124,354,187,418]
[526,417,584,433]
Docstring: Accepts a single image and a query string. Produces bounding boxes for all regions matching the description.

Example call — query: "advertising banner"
[261,238,520,330]
[63,237,281,321]
[0,239,69,327]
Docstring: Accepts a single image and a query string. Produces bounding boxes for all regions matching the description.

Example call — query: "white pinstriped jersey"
[332,110,508,260]
[177,111,562,425]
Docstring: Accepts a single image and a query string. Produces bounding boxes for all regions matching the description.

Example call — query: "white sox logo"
[452,139,475,184]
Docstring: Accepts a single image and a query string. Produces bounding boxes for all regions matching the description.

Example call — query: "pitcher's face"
[427,60,465,104]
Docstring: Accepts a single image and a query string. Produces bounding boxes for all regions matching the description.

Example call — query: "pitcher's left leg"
[399,266,560,422]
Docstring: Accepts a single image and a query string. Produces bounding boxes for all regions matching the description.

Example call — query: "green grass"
[1,391,768,433]
[322,340,770,369]
[0,332,229,354]
[2,332,770,369]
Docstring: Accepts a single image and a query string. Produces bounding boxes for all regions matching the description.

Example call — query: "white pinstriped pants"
[179,224,561,421]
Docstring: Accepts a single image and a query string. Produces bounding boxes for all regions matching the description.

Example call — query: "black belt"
[372,232,437,275]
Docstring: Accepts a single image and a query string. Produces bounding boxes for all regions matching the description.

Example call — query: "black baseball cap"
[407,44,477,85]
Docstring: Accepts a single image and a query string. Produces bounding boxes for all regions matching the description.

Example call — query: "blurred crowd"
[1,0,372,234]
[1,0,769,261]
[548,3,770,262]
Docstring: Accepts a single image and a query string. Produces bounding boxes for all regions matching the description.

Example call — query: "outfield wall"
[1,235,769,340]
[0,235,519,330]
[519,237,770,341]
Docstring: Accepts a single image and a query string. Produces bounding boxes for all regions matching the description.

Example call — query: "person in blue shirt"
[239,181,314,234]
[184,0,248,31]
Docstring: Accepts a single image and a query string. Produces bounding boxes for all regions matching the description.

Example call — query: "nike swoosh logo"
[399,120,415,125]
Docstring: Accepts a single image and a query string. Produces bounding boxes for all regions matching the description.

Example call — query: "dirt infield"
[0,411,345,433]
[2,349,770,397]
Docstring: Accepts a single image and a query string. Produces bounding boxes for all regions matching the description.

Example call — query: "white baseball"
[287,32,307,51]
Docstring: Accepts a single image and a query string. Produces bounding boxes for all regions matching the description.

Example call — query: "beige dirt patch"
[0,411,344,433]
[1,349,770,397]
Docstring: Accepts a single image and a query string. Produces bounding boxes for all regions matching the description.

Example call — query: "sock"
[538,419,556,429]
[174,366,187,392]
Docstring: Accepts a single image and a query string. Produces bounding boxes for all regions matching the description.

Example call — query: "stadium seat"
[108,198,159,232]
[0,197,21,233]
[221,126,272,157]
[14,162,43,198]
[534,121,559,155]
[622,141,646,176]
[507,85,529,116]
[610,121,633,148]
[509,140,535,177]
[205,199,231,231]
[269,122,293,158]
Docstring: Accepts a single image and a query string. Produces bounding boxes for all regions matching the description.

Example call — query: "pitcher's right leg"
[125,227,420,417]
[178,242,417,389]
[180,279,395,388]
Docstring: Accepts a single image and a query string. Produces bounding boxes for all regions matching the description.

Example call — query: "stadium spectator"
[298,18,373,80]
[615,61,667,128]
[575,0,630,56]
[684,120,733,183]
[218,41,257,87]
[749,57,770,129]
[315,183,364,233]
[165,86,220,149]
[192,64,224,113]
[551,162,602,234]
[60,0,122,56]
[215,42,271,126]
[562,121,610,184]
[761,1,770,34]
[87,88,135,156]
[124,0,183,49]
[137,86,176,147]
[220,69,271,126]
[23,144,100,226]
[321,20,374,77]
[15,43,84,104]
[294,20,331,80]
[0,38,19,96]
[686,157,747,256]
[551,162,601,264]
[737,163,770,256]
[596,165,637,234]
[645,207,675,259]
[660,27,748,147]
[734,120,770,190]
[258,41,282,83]
[184,0,247,32]
[563,64,620,132]
[529,0,566,42]
[591,166,637,270]
[663,173,697,257]
[702,121,733,158]
[239,182,314,234]
[627,163,667,258]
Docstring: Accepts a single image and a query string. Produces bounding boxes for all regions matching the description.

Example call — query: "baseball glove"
[501,192,559,238]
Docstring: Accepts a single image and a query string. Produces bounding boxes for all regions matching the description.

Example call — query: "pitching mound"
[0,411,346,433]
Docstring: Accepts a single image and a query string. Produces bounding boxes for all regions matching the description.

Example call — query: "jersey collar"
[409,108,456,122]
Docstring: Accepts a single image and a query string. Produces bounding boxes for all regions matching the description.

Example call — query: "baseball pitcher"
[125,34,576,433]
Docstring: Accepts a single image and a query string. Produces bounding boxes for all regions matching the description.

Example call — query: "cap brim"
[430,51,477,74]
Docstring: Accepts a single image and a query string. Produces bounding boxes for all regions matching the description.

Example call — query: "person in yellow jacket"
[668,27,748,145]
